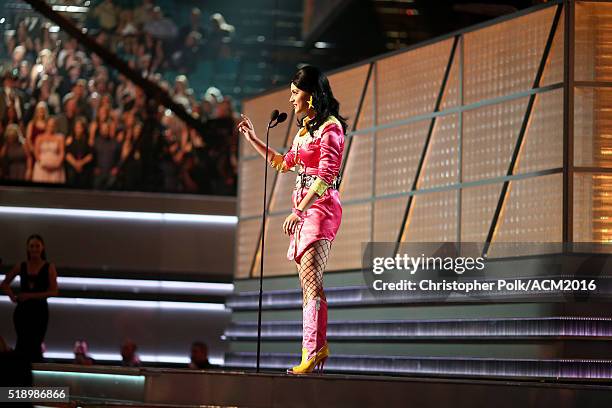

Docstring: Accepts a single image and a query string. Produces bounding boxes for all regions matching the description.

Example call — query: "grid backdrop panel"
[236,2,607,277]
[515,88,564,174]
[376,39,454,125]
[374,120,430,196]
[462,97,529,182]
[463,7,556,104]
[541,8,564,87]
[575,2,612,82]
[240,89,293,159]
[328,64,371,131]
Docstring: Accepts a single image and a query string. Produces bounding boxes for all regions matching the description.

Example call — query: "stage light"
[41,352,224,365]
[0,296,226,311]
[0,206,237,225]
[0,275,233,295]
[51,5,88,13]
[34,369,145,382]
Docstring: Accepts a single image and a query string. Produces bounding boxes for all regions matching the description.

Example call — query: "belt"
[296,172,341,190]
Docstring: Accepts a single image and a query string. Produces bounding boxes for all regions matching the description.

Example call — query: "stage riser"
[32,364,612,408]
[225,341,612,360]
[226,266,612,377]
[225,318,612,340]
[224,353,612,380]
[230,303,565,321]
[229,255,612,309]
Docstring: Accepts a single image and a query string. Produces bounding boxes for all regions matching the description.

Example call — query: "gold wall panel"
[328,64,371,131]
[239,159,275,218]
[440,44,461,110]
[461,183,504,243]
[464,7,556,104]
[574,87,612,169]
[376,39,454,124]
[241,89,293,157]
[258,214,297,277]
[356,73,375,131]
[574,173,612,243]
[373,196,410,243]
[235,218,261,279]
[403,190,459,242]
[375,120,430,196]
[575,2,612,82]
[339,134,374,200]
[492,174,563,244]
[419,114,459,189]
[541,8,564,87]
[326,202,372,271]
[236,4,578,277]
[515,89,563,174]
[462,97,529,182]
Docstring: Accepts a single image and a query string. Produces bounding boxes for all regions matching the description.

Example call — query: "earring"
[307,95,314,110]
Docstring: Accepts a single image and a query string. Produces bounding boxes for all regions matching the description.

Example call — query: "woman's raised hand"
[237,114,256,141]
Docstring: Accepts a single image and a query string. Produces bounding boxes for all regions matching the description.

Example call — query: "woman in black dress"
[65,117,94,188]
[0,234,58,362]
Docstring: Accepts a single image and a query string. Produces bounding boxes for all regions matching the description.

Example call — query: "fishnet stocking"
[297,239,331,306]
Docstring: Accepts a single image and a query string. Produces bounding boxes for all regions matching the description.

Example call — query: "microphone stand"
[256,116,278,373]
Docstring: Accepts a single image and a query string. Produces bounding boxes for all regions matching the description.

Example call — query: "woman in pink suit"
[238,65,347,374]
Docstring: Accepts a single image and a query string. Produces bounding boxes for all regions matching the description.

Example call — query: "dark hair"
[191,341,208,351]
[26,234,47,261]
[73,116,88,137]
[292,65,348,134]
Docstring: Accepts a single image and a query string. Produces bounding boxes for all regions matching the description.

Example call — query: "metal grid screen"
[236,1,606,278]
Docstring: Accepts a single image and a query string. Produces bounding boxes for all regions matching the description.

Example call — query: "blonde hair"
[4,123,24,144]
[35,101,49,120]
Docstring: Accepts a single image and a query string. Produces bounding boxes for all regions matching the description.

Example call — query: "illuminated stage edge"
[33,363,612,407]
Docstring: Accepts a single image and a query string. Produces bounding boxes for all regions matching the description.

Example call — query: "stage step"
[224,352,612,380]
[224,317,612,340]
[226,279,612,310]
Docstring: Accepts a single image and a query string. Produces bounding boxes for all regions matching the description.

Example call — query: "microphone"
[269,111,288,128]
[269,109,280,122]
[276,112,288,124]
[257,107,285,372]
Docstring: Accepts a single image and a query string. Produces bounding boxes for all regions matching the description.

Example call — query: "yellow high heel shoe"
[287,344,329,374]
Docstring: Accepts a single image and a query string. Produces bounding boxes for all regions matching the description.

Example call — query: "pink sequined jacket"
[269,115,345,263]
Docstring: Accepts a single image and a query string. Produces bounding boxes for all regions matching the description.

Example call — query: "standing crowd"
[0,1,238,195]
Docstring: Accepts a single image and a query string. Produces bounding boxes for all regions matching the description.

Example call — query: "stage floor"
[31,363,612,408]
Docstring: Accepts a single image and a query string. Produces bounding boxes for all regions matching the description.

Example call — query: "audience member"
[143,6,178,41]
[118,120,144,190]
[0,123,30,180]
[55,94,78,136]
[0,234,59,363]
[73,340,95,366]
[26,101,48,156]
[0,6,238,195]
[120,339,141,367]
[189,341,213,369]
[93,120,120,189]
[32,116,65,183]
[0,69,25,126]
[92,0,121,33]
[65,116,93,188]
